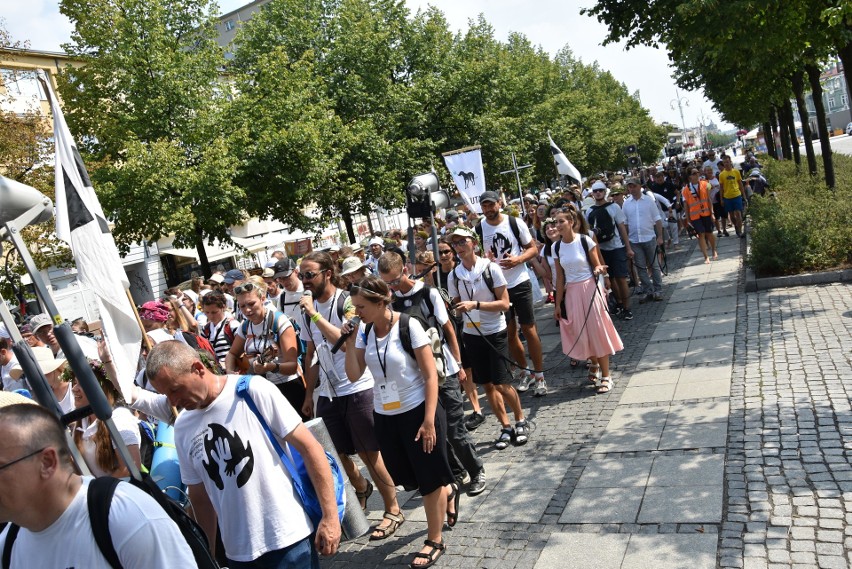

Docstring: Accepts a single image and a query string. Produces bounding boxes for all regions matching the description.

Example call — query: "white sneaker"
[533,379,548,397]
[517,372,533,392]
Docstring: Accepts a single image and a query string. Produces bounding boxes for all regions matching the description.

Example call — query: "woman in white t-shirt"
[69,360,142,478]
[342,275,453,569]
[225,276,306,419]
[554,208,624,394]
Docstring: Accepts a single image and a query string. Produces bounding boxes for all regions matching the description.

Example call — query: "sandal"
[356,479,374,512]
[597,377,615,394]
[587,364,600,385]
[409,539,445,569]
[369,511,405,541]
[446,483,460,527]
[494,427,513,450]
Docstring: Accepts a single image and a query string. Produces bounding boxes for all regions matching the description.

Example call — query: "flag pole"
[442,145,482,157]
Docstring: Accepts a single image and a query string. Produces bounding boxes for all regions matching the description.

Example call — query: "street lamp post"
[670,89,690,145]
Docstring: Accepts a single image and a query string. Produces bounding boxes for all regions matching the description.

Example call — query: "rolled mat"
[304,418,371,541]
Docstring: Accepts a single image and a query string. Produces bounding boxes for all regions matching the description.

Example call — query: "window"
[827,97,835,110]
[0,68,48,114]
[224,19,235,31]
[842,94,848,108]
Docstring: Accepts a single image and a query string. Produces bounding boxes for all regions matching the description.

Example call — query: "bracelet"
[476,301,481,310]
[310,313,322,323]
[102,360,112,364]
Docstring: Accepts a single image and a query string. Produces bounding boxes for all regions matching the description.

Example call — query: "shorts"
[316,389,380,456]
[690,216,714,234]
[600,247,628,278]
[463,331,513,385]
[712,202,727,220]
[506,280,536,326]
[373,402,453,496]
[724,195,743,213]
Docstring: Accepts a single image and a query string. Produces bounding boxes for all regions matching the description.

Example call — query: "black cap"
[272,258,297,278]
[479,191,499,204]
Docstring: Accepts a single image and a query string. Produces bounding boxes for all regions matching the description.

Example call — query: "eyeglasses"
[0,447,45,473]
[438,249,453,255]
[233,282,257,295]
[450,240,468,248]
[382,273,403,287]
[298,271,321,281]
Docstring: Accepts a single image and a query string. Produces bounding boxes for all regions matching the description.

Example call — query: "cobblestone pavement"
[321,234,852,569]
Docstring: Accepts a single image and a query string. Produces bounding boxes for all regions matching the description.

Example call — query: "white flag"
[548,132,583,184]
[443,147,486,213]
[40,71,141,399]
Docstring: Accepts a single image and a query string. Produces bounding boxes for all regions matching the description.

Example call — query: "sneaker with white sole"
[464,412,485,431]
[467,468,486,496]
[516,372,533,392]
[533,379,548,397]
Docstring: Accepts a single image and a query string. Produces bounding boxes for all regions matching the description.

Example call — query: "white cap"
[591,180,607,191]
[368,237,384,247]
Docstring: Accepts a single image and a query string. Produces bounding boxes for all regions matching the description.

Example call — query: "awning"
[159,243,236,263]
[231,235,271,253]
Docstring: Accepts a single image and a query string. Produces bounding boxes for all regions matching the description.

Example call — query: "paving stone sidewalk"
[323,234,852,569]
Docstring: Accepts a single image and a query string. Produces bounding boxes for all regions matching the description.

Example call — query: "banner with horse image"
[442,146,486,213]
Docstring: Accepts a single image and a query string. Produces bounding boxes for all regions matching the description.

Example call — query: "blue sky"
[2,0,733,131]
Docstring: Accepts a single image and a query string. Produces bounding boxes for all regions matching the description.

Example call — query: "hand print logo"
[202,423,254,490]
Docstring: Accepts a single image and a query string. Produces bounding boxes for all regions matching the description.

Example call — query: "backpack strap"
[2,524,20,569]
[87,477,124,569]
[397,313,415,362]
[578,235,596,277]
[335,291,348,321]
[507,215,523,245]
[482,264,495,296]
[474,221,483,246]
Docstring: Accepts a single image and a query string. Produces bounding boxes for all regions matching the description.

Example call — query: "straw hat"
[9,346,66,380]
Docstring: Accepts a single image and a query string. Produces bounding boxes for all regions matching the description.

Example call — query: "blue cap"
[223,269,246,284]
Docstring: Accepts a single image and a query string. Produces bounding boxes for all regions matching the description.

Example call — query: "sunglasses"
[438,249,453,255]
[233,282,257,295]
[592,188,605,193]
[450,239,469,248]
[298,271,322,281]
[382,274,403,287]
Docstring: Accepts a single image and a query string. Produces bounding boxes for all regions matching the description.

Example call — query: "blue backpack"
[235,375,345,526]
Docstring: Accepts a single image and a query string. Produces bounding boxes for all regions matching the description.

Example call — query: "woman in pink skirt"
[553,208,624,394]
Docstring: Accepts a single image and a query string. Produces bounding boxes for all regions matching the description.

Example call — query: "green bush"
[747,153,852,276]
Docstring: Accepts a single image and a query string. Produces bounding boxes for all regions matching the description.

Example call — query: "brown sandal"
[355,479,373,512]
[369,510,405,541]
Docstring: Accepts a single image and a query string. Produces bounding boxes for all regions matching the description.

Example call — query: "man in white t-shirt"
[263,267,283,310]
[296,251,404,540]
[702,150,720,176]
[146,340,341,567]
[0,403,196,568]
[586,186,634,320]
[476,191,547,395]
[273,258,304,323]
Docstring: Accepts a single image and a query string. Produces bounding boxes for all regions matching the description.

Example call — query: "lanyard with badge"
[372,315,401,411]
[459,271,482,330]
[315,291,344,397]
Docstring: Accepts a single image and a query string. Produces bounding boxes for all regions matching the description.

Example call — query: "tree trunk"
[806,63,836,190]
[776,105,792,160]
[784,98,801,167]
[791,70,818,176]
[340,207,356,245]
[769,108,781,159]
[763,121,776,159]
[194,222,211,279]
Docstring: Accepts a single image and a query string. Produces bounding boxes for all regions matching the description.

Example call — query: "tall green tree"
[58,0,243,275]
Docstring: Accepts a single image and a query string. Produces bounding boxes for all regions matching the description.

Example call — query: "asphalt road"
[800,132,852,156]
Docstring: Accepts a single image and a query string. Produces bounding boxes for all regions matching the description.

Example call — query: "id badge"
[464,309,481,329]
[378,380,401,411]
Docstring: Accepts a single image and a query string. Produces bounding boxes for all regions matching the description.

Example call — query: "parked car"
[846,122,852,136]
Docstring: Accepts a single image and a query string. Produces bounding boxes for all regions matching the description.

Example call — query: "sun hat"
[340,256,367,276]
[9,346,66,380]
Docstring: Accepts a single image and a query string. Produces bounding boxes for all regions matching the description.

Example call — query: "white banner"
[443,147,486,213]
[40,71,142,401]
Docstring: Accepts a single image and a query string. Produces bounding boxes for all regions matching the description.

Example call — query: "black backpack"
[364,312,447,381]
[2,476,219,569]
[475,215,523,254]
[587,203,617,243]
